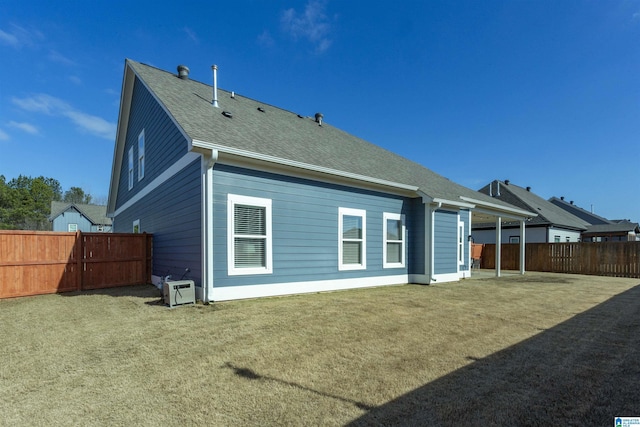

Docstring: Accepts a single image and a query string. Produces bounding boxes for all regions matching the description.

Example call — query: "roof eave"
[191,139,420,196]
[460,195,538,219]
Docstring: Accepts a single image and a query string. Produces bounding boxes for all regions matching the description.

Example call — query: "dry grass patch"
[1,273,638,426]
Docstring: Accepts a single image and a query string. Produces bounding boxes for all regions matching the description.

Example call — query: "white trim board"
[110,152,201,218]
[210,274,409,302]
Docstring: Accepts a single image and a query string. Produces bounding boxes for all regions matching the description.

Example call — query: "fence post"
[76,231,82,291]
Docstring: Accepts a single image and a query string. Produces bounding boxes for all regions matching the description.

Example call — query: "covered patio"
[463,196,537,278]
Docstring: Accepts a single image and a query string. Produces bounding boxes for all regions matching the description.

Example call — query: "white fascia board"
[416,191,476,209]
[108,60,193,216]
[460,196,537,219]
[107,63,135,215]
[432,197,476,209]
[190,139,420,195]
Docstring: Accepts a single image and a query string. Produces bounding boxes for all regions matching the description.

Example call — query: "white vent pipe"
[211,65,219,108]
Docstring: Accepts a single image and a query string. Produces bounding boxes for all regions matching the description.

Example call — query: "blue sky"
[1,1,638,220]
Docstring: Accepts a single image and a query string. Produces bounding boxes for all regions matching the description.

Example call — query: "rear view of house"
[107,60,534,302]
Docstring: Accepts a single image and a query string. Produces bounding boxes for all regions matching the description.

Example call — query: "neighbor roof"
[477,181,588,230]
[548,197,611,225]
[49,201,112,226]
[584,221,640,235]
[111,60,534,218]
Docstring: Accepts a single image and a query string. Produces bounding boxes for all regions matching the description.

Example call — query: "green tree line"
[0,175,94,230]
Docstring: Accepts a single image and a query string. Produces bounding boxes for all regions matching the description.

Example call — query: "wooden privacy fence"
[0,231,152,299]
[481,242,640,278]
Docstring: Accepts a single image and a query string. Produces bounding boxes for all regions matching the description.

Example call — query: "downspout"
[430,201,442,282]
[519,219,526,275]
[495,216,502,277]
[201,148,218,303]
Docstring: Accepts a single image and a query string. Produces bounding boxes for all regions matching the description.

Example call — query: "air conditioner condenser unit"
[163,280,196,308]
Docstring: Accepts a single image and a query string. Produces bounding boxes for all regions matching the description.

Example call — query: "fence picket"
[0,231,152,299]
[482,242,640,278]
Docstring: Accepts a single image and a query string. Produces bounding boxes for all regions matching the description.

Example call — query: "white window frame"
[383,212,405,268]
[133,219,140,234]
[68,223,78,232]
[137,129,145,181]
[227,194,273,276]
[128,147,134,190]
[338,207,366,271]
[458,220,465,265]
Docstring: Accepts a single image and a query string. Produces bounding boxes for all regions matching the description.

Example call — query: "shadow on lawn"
[348,284,640,426]
[223,362,375,410]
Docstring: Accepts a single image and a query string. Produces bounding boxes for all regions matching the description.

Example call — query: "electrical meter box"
[163,280,195,308]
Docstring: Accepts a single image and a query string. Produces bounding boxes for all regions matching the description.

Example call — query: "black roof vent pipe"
[315,112,323,126]
[177,65,190,80]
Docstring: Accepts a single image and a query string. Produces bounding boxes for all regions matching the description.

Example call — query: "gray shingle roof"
[126,60,527,213]
[548,197,611,225]
[478,181,588,230]
[584,222,640,234]
[50,201,112,226]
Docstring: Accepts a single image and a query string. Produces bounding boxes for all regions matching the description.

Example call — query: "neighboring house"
[581,221,640,242]
[107,60,534,302]
[473,180,588,243]
[49,201,112,232]
[549,197,639,242]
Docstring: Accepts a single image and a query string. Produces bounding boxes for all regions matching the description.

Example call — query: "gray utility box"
[163,280,196,308]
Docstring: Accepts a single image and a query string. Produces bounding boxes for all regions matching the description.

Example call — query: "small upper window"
[133,219,140,234]
[68,223,78,232]
[138,130,145,181]
[458,220,465,265]
[128,147,134,190]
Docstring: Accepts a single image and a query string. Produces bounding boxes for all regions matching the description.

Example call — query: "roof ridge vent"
[314,112,323,126]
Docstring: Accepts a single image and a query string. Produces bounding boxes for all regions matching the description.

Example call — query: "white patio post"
[495,216,501,277]
[519,219,526,275]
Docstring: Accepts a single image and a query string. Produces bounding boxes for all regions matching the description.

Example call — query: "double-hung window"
[138,130,145,181]
[339,207,366,270]
[383,212,405,268]
[228,194,272,275]
[458,220,465,265]
[128,147,134,190]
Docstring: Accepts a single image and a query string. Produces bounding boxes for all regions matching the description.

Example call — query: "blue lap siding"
[212,164,417,287]
[113,158,203,284]
[433,209,459,275]
[116,77,189,208]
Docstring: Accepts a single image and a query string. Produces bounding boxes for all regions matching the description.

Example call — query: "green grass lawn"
[1,272,639,426]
